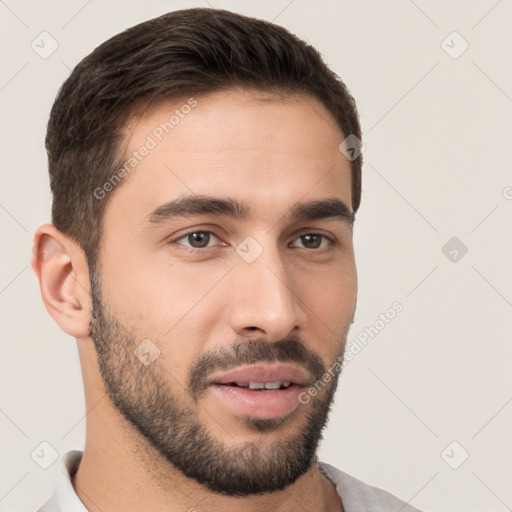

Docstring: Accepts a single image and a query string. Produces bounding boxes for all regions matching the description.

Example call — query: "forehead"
[103,89,352,230]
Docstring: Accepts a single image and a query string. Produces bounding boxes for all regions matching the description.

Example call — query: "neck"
[73,341,343,512]
[72,402,342,512]
[73,420,342,512]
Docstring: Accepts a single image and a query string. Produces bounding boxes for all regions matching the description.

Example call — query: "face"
[89,88,357,496]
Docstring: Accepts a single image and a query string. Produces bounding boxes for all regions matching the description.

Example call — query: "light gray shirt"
[37,450,423,511]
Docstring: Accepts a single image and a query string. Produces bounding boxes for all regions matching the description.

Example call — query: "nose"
[228,242,307,341]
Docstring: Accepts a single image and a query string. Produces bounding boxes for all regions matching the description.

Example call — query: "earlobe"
[31,224,91,338]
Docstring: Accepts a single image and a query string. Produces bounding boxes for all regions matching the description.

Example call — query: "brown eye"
[175,231,219,249]
[292,234,333,250]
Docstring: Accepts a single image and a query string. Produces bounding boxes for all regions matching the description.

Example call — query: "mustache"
[188,335,327,400]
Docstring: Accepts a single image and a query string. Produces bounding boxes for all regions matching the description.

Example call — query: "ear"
[31,223,91,338]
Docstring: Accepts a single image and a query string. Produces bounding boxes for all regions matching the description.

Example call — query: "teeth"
[239,381,292,390]
[248,382,265,389]
[224,381,294,389]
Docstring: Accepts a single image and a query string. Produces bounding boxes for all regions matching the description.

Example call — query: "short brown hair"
[46,7,362,269]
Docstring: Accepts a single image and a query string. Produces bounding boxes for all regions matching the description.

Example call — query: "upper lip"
[208,363,312,386]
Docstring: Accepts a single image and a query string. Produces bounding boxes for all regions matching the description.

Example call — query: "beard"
[88,267,345,497]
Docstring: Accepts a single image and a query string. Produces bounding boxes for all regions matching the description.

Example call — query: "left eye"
[173,231,333,250]
[291,234,332,250]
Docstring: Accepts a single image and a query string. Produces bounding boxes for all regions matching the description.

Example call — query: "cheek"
[294,258,356,347]
[100,230,228,335]
[300,257,356,308]
[100,239,208,325]
[105,261,226,369]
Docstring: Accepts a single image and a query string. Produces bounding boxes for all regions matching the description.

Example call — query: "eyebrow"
[143,194,354,228]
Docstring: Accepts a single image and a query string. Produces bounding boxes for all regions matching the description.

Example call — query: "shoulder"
[318,461,425,512]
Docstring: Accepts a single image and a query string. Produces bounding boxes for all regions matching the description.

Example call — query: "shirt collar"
[39,450,87,511]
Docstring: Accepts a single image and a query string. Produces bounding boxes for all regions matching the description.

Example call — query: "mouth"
[207,363,312,419]
[217,381,294,390]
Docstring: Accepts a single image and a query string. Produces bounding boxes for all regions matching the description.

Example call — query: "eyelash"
[170,229,337,252]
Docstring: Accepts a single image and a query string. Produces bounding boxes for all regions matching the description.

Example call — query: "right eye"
[172,230,222,250]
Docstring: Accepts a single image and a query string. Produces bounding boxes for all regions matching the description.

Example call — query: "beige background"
[1,1,511,511]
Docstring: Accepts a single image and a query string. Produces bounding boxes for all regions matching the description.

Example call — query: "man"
[32,7,422,512]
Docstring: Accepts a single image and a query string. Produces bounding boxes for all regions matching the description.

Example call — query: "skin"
[32,88,357,512]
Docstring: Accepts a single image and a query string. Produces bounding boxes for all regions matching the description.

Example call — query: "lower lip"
[209,384,304,419]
